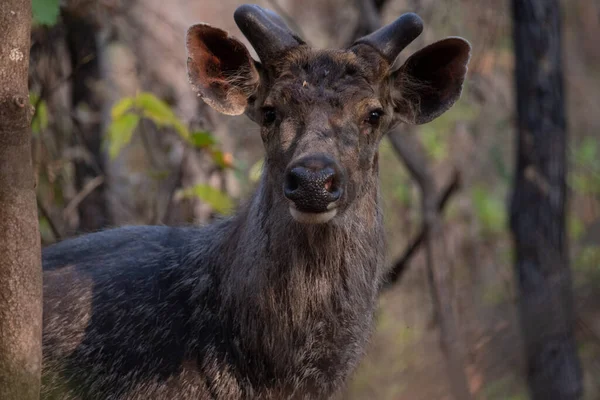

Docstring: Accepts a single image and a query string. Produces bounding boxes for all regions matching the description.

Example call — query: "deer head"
[186,4,470,224]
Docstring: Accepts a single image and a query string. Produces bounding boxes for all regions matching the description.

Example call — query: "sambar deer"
[41,4,470,399]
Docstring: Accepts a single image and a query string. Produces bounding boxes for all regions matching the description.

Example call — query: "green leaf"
[574,245,600,275]
[574,137,598,166]
[211,150,234,169]
[32,0,60,26]
[30,93,49,135]
[249,158,264,183]
[172,119,190,140]
[105,114,140,159]
[178,184,234,215]
[420,126,447,161]
[136,93,177,125]
[134,92,190,139]
[471,186,506,235]
[571,171,600,195]
[568,216,585,241]
[147,169,171,181]
[189,131,216,148]
[111,97,135,120]
[393,183,412,206]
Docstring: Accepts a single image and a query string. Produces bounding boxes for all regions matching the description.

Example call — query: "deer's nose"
[284,155,344,213]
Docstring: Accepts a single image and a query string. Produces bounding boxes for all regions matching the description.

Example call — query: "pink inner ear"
[187,26,232,91]
[186,24,259,115]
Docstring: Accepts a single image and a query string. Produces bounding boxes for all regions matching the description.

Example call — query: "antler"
[234,4,304,63]
[353,13,424,64]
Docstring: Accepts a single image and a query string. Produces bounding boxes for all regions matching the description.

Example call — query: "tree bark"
[510,1,583,399]
[0,1,43,399]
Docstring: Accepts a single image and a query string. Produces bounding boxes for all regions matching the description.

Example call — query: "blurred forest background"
[28,0,600,398]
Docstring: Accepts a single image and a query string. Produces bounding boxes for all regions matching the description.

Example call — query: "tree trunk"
[510,1,583,399]
[0,1,43,400]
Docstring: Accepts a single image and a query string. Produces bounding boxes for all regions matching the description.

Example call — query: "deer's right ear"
[186,24,260,115]
[391,38,471,125]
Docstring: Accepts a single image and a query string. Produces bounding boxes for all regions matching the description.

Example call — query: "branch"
[160,148,188,224]
[62,175,105,221]
[387,126,436,194]
[355,0,382,34]
[263,0,309,43]
[37,194,63,241]
[32,52,96,124]
[383,170,461,289]
[387,126,473,400]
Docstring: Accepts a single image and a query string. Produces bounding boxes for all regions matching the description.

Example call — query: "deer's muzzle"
[283,154,345,223]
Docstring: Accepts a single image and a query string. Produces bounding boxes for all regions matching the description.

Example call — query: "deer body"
[42,174,383,399]
[42,4,470,399]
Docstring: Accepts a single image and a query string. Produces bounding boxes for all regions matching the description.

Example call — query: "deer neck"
[211,172,384,391]
[223,171,385,316]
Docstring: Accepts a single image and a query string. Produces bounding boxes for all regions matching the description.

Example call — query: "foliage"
[568,216,585,241]
[570,137,600,196]
[210,149,235,169]
[393,182,413,207]
[489,145,511,184]
[106,92,231,164]
[471,186,506,236]
[482,375,527,400]
[418,100,479,161]
[106,114,140,159]
[30,93,49,135]
[106,92,235,215]
[420,128,447,161]
[177,184,235,215]
[249,158,264,183]
[189,131,217,148]
[32,0,60,26]
[482,282,508,306]
[573,245,600,285]
[107,92,187,159]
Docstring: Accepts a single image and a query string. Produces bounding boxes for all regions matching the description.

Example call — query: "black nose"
[284,155,345,213]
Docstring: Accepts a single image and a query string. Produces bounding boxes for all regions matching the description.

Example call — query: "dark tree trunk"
[0,1,43,399]
[510,1,583,399]
[65,12,108,232]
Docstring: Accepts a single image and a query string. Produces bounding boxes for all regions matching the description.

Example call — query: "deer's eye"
[262,107,277,126]
[365,109,384,126]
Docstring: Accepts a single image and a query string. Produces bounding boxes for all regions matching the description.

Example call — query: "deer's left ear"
[391,38,471,125]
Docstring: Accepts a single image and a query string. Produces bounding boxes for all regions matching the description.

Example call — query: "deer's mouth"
[289,204,338,224]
